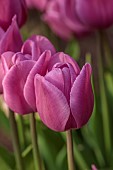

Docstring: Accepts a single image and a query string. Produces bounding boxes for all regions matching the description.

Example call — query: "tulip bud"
[35,52,94,131]
[76,0,113,28]
[44,0,113,39]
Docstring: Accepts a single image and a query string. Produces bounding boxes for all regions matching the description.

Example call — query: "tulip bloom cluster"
[1,32,94,131]
[0,0,94,132]
[43,0,113,39]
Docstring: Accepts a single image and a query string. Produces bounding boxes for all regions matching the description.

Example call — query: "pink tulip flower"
[0,0,27,31]
[0,17,23,93]
[25,0,50,11]
[44,0,113,39]
[91,164,98,170]
[34,52,94,131]
[43,0,91,39]
[76,0,113,28]
[2,35,56,114]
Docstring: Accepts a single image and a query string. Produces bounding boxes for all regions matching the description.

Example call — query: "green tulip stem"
[30,113,43,170]
[98,31,111,157]
[66,130,75,170]
[18,115,26,148]
[100,32,113,73]
[9,110,24,170]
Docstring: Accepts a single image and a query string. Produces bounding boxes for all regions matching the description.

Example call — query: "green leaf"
[0,157,11,170]
[0,146,15,168]
[22,145,34,169]
[0,108,10,131]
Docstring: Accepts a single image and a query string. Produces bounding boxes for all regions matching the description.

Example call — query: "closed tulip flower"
[44,0,113,39]
[0,0,27,30]
[0,16,23,93]
[34,52,94,131]
[76,0,113,28]
[43,0,91,39]
[2,35,56,114]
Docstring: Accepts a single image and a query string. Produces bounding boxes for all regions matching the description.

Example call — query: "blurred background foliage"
[0,9,113,170]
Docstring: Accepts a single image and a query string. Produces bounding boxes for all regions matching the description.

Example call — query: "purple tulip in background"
[44,0,113,39]
[0,0,27,31]
[25,0,50,11]
[0,17,23,93]
[76,0,113,28]
[43,0,91,39]
[35,52,94,131]
[2,35,56,114]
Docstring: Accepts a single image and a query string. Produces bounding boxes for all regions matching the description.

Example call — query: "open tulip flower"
[44,0,113,39]
[35,52,94,131]
[2,35,56,114]
[0,0,27,31]
[0,16,23,93]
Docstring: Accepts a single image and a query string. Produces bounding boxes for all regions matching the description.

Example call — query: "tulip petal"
[3,60,35,114]
[0,60,5,93]
[45,68,64,93]
[0,27,4,39]
[24,51,51,111]
[48,52,80,75]
[0,16,23,54]
[1,52,30,74]
[0,52,14,93]
[22,35,56,59]
[1,52,14,73]
[12,52,31,64]
[54,62,77,85]
[30,35,56,55]
[46,63,75,103]
[70,63,94,128]
[21,40,41,61]
[35,74,70,131]
[61,67,71,103]
[65,114,77,130]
